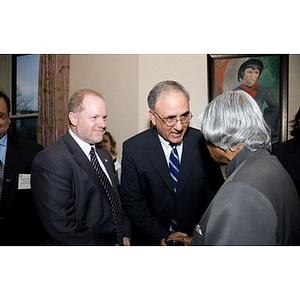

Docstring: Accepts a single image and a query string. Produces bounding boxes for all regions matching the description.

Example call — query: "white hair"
[199,90,271,151]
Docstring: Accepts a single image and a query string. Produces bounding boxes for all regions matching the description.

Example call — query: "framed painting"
[207,54,288,143]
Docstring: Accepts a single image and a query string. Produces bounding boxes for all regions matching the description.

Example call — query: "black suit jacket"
[31,131,131,245]
[0,134,45,245]
[272,138,300,199]
[120,127,224,245]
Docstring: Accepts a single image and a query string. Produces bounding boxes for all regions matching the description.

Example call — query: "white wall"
[137,54,207,131]
[69,54,139,156]
[70,54,208,155]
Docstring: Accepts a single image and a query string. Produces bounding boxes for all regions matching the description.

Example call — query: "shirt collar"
[225,148,259,178]
[68,129,92,158]
[157,133,183,163]
[0,133,7,147]
[158,134,183,149]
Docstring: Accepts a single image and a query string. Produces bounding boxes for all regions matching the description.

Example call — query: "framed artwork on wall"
[207,54,289,143]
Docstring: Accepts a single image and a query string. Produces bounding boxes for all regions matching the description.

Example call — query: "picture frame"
[207,54,289,143]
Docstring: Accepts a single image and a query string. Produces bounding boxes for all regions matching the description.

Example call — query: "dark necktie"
[169,144,180,232]
[89,146,123,245]
[169,144,180,193]
[0,160,3,200]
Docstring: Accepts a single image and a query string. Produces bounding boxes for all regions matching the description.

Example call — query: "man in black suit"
[272,108,300,199]
[0,90,45,245]
[120,80,224,245]
[31,89,131,245]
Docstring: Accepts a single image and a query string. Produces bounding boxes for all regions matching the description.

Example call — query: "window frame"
[11,54,39,141]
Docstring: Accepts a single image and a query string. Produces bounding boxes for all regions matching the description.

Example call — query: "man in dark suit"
[272,108,300,199]
[0,90,45,245]
[31,89,131,245]
[120,80,224,245]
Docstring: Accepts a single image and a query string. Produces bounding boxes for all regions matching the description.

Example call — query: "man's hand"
[182,236,193,246]
[123,237,131,246]
[160,231,189,246]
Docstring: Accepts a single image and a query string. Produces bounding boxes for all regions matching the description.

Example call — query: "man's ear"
[68,112,77,126]
[149,110,156,127]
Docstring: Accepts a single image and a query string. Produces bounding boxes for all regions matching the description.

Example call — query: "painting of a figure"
[208,55,288,143]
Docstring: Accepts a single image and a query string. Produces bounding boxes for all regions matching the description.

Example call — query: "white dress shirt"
[68,129,112,184]
[158,134,183,164]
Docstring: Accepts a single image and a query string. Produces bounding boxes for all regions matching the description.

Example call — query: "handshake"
[160,232,193,246]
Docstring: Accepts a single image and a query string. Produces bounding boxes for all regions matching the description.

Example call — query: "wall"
[70,54,300,154]
[1,54,300,154]
[70,54,208,155]
[137,54,207,131]
[69,54,139,156]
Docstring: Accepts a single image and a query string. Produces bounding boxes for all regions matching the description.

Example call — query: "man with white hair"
[191,90,300,245]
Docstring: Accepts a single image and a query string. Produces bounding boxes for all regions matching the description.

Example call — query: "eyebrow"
[165,111,190,118]
[90,113,107,117]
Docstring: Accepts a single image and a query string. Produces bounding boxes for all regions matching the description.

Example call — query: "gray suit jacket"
[192,148,300,245]
[31,131,131,245]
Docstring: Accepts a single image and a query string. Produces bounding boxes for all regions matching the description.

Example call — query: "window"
[11,54,40,141]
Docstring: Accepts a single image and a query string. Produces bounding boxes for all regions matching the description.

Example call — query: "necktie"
[169,144,180,193]
[89,146,123,245]
[0,160,3,200]
[169,144,180,232]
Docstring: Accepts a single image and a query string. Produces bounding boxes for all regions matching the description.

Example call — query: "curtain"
[37,54,70,148]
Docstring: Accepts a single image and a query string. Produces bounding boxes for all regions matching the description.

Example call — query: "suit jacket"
[0,134,45,245]
[272,138,300,199]
[192,148,300,245]
[120,127,224,245]
[31,131,131,245]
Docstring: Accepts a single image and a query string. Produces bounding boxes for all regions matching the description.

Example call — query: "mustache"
[173,128,183,133]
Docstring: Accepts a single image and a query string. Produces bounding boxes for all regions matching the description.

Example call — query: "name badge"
[18,174,31,190]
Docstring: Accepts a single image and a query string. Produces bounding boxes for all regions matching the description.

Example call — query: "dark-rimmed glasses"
[0,112,8,120]
[152,110,193,127]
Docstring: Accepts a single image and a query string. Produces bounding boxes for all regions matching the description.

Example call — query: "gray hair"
[147,80,190,110]
[199,90,271,152]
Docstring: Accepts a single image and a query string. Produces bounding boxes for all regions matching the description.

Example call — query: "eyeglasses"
[152,110,193,127]
[0,112,8,120]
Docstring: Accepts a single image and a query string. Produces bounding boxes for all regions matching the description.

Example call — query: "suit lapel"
[2,136,20,201]
[4,136,21,179]
[146,129,199,197]
[147,130,174,194]
[176,130,198,198]
[62,132,112,203]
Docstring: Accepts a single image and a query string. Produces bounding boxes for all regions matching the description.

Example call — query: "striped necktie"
[89,146,123,245]
[169,144,180,193]
[0,160,3,200]
[169,144,180,232]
